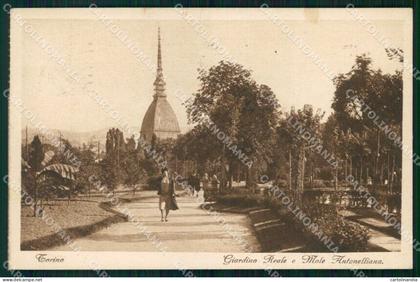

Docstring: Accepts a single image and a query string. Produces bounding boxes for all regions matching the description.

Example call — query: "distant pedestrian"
[157,168,178,222]
[192,172,201,197]
[187,173,195,196]
[202,173,210,189]
[202,174,220,202]
[202,173,210,201]
[189,172,200,197]
[211,174,220,190]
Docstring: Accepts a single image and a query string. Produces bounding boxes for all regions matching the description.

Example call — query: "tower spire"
[153,26,166,98]
[157,27,162,74]
[140,26,181,142]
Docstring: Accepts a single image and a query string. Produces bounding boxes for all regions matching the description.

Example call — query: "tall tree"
[332,54,402,185]
[28,135,44,172]
[277,106,324,203]
[28,135,44,217]
[101,128,127,192]
[185,61,279,189]
[123,135,146,190]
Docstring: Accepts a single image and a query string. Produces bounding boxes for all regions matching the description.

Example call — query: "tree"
[123,135,146,191]
[28,135,44,217]
[184,61,279,189]
[28,135,44,172]
[277,106,324,203]
[332,54,402,186]
[101,128,127,193]
[173,124,220,177]
[73,146,99,196]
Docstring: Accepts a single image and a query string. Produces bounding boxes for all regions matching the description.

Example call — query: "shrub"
[215,193,265,207]
[338,180,351,188]
[312,179,327,188]
[318,168,333,180]
[216,191,371,252]
[275,179,289,189]
[302,204,370,252]
[324,180,335,188]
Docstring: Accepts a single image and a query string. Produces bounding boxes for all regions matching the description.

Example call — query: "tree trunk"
[387,151,390,193]
[291,147,305,204]
[376,130,380,180]
[298,148,305,204]
[335,167,338,191]
[366,167,369,184]
[380,161,384,185]
[311,162,314,189]
[391,153,395,194]
[221,145,226,192]
[301,149,305,192]
[289,150,292,191]
[33,176,38,217]
[246,162,257,191]
[344,157,348,180]
[228,162,233,190]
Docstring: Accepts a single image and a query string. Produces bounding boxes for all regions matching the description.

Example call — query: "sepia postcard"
[8,7,413,270]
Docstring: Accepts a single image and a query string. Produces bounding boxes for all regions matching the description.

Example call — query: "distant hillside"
[21,127,140,149]
[22,124,192,149]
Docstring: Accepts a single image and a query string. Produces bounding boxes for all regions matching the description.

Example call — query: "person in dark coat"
[157,168,178,222]
[202,173,210,201]
[192,172,201,197]
[188,173,200,197]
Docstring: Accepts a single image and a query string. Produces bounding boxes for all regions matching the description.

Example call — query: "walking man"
[158,168,178,222]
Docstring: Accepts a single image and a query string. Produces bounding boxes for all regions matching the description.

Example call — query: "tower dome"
[140,28,181,142]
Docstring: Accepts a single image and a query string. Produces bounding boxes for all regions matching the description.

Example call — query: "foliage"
[21,167,35,198]
[277,106,325,202]
[183,61,280,189]
[123,135,147,186]
[147,175,162,191]
[275,179,289,189]
[73,147,100,194]
[28,135,44,172]
[100,129,149,191]
[317,167,334,181]
[331,54,402,185]
[100,155,122,191]
[332,55,402,131]
[215,193,269,208]
[307,179,326,188]
[216,192,370,252]
[139,158,159,177]
[302,204,370,252]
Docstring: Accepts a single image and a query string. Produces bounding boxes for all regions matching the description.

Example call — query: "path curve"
[51,191,261,252]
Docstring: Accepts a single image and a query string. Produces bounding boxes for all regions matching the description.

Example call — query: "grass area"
[20,194,136,250]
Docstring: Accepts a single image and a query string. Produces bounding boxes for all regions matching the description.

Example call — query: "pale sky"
[16,9,405,133]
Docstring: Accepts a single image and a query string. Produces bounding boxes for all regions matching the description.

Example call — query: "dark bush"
[324,180,335,188]
[302,204,370,252]
[275,179,288,189]
[215,193,265,207]
[216,191,370,252]
[312,179,327,188]
[318,168,333,180]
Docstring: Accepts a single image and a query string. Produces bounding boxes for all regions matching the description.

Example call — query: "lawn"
[21,196,121,247]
